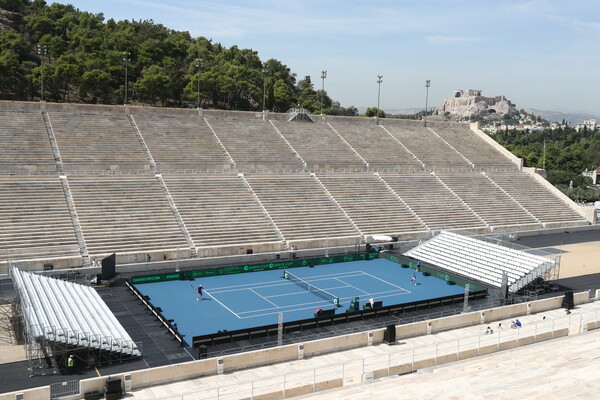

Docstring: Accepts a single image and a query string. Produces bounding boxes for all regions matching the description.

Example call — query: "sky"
[58,0,600,115]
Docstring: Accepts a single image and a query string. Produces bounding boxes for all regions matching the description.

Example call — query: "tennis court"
[134,257,467,341]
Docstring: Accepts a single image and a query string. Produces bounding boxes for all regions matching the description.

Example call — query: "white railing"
[151,310,600,400]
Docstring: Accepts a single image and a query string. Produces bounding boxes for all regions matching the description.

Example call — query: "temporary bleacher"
[404,230,556,292]
[329,123,423,170]
[67,175,189,259]
[133,115,232,171]
[162,174,282,250]
[0,110,56,172]
[316,173,427,237]
[487,171,588,227]
[244,174,361,245]
[436,172,541,229]
[0,176,80,264]
[271,121,366,171]
[431,126,518,170]
[384,125,471,170]
[208,119,303,171]
[10,267,140,356]
[49,112,150,171]
[379,173,487,231]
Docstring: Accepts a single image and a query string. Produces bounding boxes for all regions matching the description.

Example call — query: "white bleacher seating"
[431,125,517,170]
[133,115,232,171]
[67,175,189,258]
[379,172,487,231]
[436,172,540,229]
[0,176,80,262]
[329,123,422,170]
[0,110,56,172]
[316,173,427,236]
[162,174,282,248]
[271,121,366,171]
[208,119,303,171]
[383,124,471,170]
[49,112,149,171]
[244,174,361,243]
[404,230,556,291]
[331,122,423,171]
[0,104,591,269]
[487,171,588,226]
[10,267,140,356]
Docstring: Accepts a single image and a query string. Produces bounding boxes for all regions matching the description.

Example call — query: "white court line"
[207,271,366,294]
[206,269,414,319]
[210,280,292,293]
[249,288,279,308]
[237,300,336,319]
[239,288,412,319]
[265,284,352,299]
[362,271,411,293]
[335,278,370,295]
[201,289,241,319]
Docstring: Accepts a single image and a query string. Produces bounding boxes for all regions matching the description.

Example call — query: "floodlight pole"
[424,80,431,127]
[320,70,327,115]
[37,45,47,101]
[376,75,383,125]
[262,66,268,115]
[195,58,202,109]
[123,52,130,105]
[543,139,546,170]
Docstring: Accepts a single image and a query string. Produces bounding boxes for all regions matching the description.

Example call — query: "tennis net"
[283,270,340,307]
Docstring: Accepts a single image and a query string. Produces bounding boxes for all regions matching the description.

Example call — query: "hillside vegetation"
[0,0,357,114]
[492,127,600,201]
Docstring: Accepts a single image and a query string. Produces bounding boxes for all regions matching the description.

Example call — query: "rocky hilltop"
[436,89,517,118]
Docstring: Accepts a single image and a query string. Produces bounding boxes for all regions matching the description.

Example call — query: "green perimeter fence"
[131,252,379,284]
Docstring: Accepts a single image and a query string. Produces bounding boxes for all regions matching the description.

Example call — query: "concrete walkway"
[127,300,600,399]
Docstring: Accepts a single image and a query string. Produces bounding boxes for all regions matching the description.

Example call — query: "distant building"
[582,167,600,185]
[575,119,599,132]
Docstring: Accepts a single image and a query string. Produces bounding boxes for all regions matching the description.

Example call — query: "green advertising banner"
[131,252,379,284]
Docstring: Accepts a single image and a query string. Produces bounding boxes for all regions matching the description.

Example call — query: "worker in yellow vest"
[67,354,74,372]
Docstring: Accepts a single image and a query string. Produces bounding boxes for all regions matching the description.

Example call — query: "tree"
[0,1,350,111]
[365,107,385,118]
[133,65,171,105]
[79,69,112,103]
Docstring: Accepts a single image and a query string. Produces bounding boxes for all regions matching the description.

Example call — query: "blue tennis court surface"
[135,258,465,340]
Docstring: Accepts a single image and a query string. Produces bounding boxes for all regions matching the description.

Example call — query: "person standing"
[67,354,74,373]
[196,284,204,301]
[411,270,417,285]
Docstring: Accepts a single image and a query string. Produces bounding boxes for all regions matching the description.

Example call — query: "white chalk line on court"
[362,271,412,293]
[249,288,279,308]
[265,284,351,299]
[236,288,411,319]
[207,271,366,294]
[201,289,242,319]
[335,278,370,296]
[208,269,415,319]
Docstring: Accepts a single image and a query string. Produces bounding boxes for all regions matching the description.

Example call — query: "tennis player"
[196,284,204,301]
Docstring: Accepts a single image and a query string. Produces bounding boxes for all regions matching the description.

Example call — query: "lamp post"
[37,45,48,101]
[195,58,202,108]
[424,79,431,127]
[262,66,268,113]
[320,70,327,115]
[376,75,383,125]
[123,52,130,104]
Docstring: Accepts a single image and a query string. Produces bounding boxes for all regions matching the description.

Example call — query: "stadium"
[1,101,600,399]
